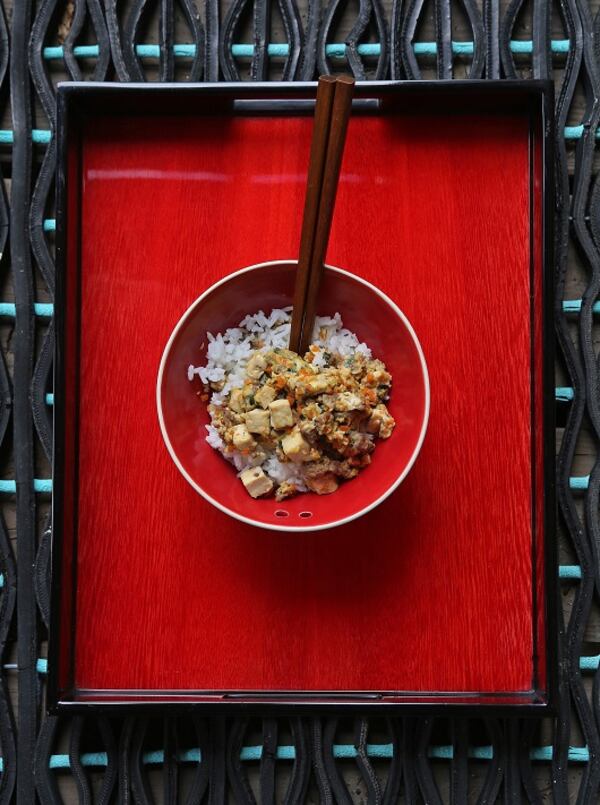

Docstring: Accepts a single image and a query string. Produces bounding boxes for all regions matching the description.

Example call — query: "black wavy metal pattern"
[227,719,255,803]
[318,0,389,79]
[415,719,443,803]
[462,0,485,77]
[64,0,111,81]
[482,0,499,77]
[10,0,38,800]
[0,2,15,802]
[568,0,600,799]
[354,719,382,803]
[319,719,352,803]
[547,0,583,796]
[105,0,133,80]
[35,717,63,804]
[480,719,505,802]
[0,0,593,801]
[123,0,205,81]
[221,0,302,81]
[398,0,484,79]
[285,718,311,803]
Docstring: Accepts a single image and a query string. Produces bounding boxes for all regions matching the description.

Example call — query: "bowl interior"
[158,262,428,530]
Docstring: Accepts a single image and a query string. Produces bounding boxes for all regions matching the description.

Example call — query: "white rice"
[189,308,372,486]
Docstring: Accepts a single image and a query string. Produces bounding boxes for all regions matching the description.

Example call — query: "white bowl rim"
[156,259,431,533]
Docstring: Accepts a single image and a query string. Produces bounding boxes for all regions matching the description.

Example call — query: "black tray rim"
[48,78,557,716]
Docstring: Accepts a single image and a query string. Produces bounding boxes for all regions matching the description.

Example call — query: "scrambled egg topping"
[207,346,395,500]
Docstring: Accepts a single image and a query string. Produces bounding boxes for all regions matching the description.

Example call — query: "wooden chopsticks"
[288,76,336,354]
[289,75,355,355]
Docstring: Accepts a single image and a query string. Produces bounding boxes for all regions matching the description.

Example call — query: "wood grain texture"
[298,75,355,355]
[289,74,336,353]
[64,110,543,695]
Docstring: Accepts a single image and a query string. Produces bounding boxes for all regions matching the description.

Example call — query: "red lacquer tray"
[49,81,556,713]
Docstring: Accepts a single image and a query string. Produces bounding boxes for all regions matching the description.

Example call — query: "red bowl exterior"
[157,261,429,531]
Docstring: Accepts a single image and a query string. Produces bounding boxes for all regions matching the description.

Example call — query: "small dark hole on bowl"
[274,510,289,518]
[299,511,313,519]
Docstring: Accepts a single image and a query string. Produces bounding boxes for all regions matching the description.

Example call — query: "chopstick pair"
[289,74,355,355]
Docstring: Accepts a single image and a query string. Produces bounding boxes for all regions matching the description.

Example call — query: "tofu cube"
[229,388,245,413]
[254,384,277,409]
[367,404,395,439]
[246,353,267,379]
[281,429,312,463]
[232,424,255,451]
[334,392,364,411]
[240,466,273,498]
[269,399,294,429]
[305,374,333,396]
[245,408,270,436]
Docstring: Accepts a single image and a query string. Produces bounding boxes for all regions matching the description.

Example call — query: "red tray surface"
[72,110,543,694]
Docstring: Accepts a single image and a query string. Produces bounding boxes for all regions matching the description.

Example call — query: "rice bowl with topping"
[188,307,396,501]
[157,260,429,532]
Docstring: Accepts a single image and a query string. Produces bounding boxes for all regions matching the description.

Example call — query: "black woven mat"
[1,0,598,802]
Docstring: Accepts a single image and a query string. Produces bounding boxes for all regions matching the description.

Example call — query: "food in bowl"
[158,260,429,531]
[188,307,395,501]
